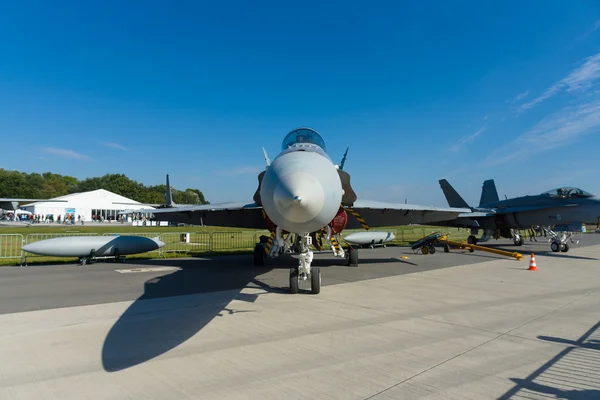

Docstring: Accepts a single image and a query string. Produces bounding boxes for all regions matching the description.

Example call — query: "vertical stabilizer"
[438,179,470,208]
[165,174,174,207]
[479,179,499,206]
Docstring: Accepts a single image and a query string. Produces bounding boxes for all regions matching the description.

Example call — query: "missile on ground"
[343,231,396,248]
[22,235,165,262]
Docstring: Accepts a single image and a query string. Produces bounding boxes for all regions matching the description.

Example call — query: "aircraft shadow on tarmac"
[498,321,600,400]
[101,252,411,372]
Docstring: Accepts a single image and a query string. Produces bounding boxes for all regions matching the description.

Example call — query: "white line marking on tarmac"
[114,266,182,274]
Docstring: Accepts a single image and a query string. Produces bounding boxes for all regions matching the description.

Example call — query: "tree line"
[0,169,209,205]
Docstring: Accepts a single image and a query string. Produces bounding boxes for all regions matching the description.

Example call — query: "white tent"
[23,189,154,223]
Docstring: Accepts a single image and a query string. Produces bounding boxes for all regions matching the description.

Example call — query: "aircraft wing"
[346,200,472,228]
[458,211,495,218]
[121,202,266,229]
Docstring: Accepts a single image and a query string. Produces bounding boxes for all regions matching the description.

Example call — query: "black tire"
[311,267,321,294]
[428,244,436,254]
[421,246,429,255]
[467,235,478,245]
[348,247,359,266]
[551,241,560,252]
[289,268,299,294]
[253,244,265,266]
[468,247,474,253]
[560,243,569,252]
[443,244,450,253]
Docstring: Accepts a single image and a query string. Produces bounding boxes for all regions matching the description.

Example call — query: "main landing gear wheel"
[289,268,299,294]
[551,241,560,252]
[467,235,478,245]
[253,244,265,266]
[348,247,359,266]
[311,267,321,294]
[560,243,570,252]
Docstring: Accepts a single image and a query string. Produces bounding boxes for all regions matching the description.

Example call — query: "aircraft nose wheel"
[311,267,321,294]
[289,268,299,294]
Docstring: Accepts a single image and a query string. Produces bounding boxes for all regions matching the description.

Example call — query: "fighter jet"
[438,178,600,253]
[128,128,469,294]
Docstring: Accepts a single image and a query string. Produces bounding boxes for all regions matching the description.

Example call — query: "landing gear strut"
[288,233,321,294]
[547,229,572,253]
[513,231,524,246]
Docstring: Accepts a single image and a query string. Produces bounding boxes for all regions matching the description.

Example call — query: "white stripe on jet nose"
[274,172,325,223]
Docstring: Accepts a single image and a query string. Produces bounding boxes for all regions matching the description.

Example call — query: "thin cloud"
[450,123,487,151]
[580,19,600,41]
[485,96,600,166]
[520,52,600,111]
[217,166,263,176]
[510,90,529,104]
[102,142,127,151]
[41,147,93,161]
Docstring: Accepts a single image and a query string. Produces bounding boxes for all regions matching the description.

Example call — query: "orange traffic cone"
[528,253,538,271]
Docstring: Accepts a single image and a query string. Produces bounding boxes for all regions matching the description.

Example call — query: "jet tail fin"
[479,179,499,207]
[439,179,470,208]
[165,174,175,207]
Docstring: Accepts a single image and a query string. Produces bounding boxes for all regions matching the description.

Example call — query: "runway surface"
[1,235,599,399]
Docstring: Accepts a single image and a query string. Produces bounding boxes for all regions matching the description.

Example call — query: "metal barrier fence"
[0,234,24,259]
[0,227,530,264]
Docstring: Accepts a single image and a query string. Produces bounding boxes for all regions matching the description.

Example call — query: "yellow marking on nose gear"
[345,206,370,230]
[265,230,276,255]
[330,235,341,253]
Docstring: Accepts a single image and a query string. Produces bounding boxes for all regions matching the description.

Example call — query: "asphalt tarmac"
[1,235,598,315]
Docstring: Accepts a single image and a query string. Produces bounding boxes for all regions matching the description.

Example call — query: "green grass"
[12,223,596,267]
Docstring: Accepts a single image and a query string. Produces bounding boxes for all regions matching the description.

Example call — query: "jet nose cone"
[274,172,325,223]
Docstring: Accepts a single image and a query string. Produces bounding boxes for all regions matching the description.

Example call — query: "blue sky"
[1,1,600,206]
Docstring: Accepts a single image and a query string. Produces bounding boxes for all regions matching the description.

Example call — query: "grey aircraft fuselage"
[259,140,343,235]
[125,128,472,294]
[476,192,600,230]
[438,181,600,241]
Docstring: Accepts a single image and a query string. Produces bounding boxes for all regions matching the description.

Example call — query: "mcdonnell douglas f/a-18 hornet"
[438,178,600,253]
[129,128,469,294]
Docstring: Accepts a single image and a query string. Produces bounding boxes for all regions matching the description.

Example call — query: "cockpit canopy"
[541,187,594,198]
[281,128,327,152]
